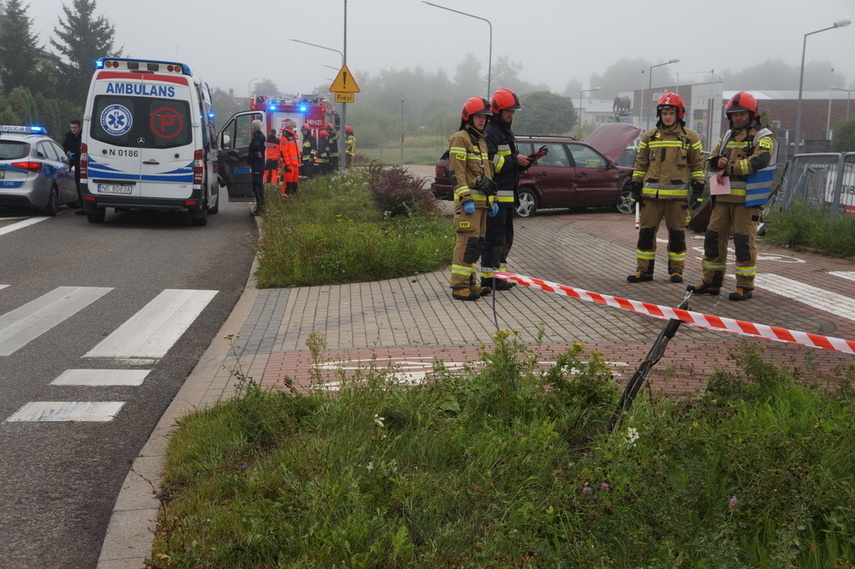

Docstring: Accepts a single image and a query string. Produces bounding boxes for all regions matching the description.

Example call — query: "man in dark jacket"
[63,119,83,211]
[249,119,267,215]
[481,89,529,291]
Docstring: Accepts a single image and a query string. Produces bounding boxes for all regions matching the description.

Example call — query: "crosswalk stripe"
[6,401,125,422]
[51,369,150,386]
[830,271,855,283]
[84,289,218,359]
[0,287,113,356]
[755,274,855,322]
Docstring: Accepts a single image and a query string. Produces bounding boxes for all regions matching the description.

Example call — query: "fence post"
[829,153,846,227]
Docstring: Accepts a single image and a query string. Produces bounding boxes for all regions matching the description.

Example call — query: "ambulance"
[80,57,219,225]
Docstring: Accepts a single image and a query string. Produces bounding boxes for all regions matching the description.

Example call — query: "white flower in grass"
[624,427,639,447]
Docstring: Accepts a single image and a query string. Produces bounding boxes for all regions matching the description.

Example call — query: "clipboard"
[709,174,731,195]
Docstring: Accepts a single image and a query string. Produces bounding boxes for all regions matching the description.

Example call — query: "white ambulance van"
[80,57,219,225]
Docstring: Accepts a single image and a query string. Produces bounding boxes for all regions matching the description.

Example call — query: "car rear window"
[0,140,29,160]
[90,95,193,149]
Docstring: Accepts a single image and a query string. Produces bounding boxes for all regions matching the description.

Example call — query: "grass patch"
[765,202,855,259]
[150,338,855,568]
[252,169,454,288]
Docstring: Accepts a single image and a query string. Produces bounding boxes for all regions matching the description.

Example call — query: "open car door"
[217,110,264,200]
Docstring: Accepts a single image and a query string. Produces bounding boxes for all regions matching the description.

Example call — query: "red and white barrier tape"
[494,271,855,355]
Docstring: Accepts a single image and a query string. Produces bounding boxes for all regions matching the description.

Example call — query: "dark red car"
[431,123,642,218]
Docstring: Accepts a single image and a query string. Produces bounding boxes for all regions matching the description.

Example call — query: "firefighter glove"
[630,181,643,203]
[462,200,475,215]
[690,180,705,202]
[67,152,75,161]
[488,202,499,217]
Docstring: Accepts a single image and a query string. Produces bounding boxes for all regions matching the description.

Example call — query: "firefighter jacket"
[485,119,523,205]
[704,122,775,206]
[316,137,330,164]
[265,134,280,161]
[345,133,356,157]
[633,124,704,200]
[301,133,316,164]
[327,130,340,158]
[448,124,495,209]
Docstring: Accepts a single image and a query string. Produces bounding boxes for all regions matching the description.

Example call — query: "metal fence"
[775,152,855,223]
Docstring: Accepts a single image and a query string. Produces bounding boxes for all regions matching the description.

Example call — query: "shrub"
[366,162,439,217]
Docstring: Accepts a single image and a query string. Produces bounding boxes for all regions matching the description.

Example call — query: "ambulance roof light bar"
[96,57,192,75]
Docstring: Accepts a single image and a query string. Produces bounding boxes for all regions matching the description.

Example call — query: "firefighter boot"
[728,287,753,301]
[627,271,653,283]
[452,287,480,301]
[670,273,683,283]
[686,282,720,296]
[495,279,516,291]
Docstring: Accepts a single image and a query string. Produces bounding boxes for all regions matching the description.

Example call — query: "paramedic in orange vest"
[264,129,281,184]
[688,91,775,301]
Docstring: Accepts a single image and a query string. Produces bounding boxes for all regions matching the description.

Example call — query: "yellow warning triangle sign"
[329,65,360,93]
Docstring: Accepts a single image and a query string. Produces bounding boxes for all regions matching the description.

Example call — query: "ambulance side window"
[90,95,192,149]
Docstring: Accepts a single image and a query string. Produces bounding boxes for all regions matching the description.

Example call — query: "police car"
[0,125,78,216]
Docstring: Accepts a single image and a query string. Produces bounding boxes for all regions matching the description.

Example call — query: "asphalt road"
[0,200,255,569]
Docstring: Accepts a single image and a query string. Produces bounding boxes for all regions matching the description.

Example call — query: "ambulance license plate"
[97,184,133,194]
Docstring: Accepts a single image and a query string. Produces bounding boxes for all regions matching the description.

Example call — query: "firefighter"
[279,121,300,197]
[481,88,529,292]
[264,129,281,184]
[316,129,331,175]
[345,126,356,169]
[688,91,776,301]
[326,122,340,171]
[300,124,316,178]
[627,92,704,284]
[448,96,499,301]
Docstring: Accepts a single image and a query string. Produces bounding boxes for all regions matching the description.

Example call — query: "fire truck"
[216,95,339,200]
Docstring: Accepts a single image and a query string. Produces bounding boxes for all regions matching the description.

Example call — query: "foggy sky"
[29,0,855,99]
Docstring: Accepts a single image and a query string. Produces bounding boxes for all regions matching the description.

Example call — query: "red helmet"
[726,91,759,117]
[490,88,522,114]
[345,126,353,134]
[656,92,685,120]
[325,122,334,131]
[301,124,310,132]
[319,129,328,137]
[461,96,493,121]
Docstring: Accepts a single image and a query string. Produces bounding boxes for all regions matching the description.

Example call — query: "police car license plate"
[97,184,132,194]
[0,170,4,179]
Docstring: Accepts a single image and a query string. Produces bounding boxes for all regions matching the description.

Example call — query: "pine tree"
[50,0,119,104]
[0,0,46,95]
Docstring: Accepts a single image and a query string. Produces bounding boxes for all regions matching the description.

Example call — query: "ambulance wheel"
[87,208,106,224]
[191,206,208,226]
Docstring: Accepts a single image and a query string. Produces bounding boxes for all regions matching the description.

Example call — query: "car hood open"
[584,123,643,163]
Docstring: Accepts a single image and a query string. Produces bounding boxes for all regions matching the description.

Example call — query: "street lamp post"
[423,1,492,95]
[832,87,855,120]
[577,87,602,137]
[646,59,679,130]
[794,19,851,154]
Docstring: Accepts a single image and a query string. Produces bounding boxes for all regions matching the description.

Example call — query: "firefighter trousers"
[701,202,761,289]
[449,205,487,290]
[480,205,514,281]
[634,199,688,275]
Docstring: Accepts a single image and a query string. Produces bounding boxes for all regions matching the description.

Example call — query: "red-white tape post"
[494,271,855,355]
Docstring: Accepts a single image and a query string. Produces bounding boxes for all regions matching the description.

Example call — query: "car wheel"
[616,186,634,214]
[515,188,537,218]
[41,186,60,217]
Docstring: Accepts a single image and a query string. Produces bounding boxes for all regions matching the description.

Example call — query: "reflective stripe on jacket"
[704,125,774,205]
[448,125,494,207]
[633,124,704,200]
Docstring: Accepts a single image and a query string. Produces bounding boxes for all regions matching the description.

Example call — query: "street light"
[289,38,344,65]
[794,19,851,154]
[577,87,602,137]
[423,1,492,95]
[247,77,261,99]
[832,87,855,120]
[646,59,679,129]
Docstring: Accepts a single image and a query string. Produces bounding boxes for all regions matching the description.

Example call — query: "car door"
[217,110,264,199]
[36,140,74,203]
[565,143,623,205]
[523,142,574,207]
[46,140,77,202]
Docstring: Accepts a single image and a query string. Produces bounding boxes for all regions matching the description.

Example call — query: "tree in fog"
[50,0,119,104]
[0,0,46,95]
[454,54,485,98]
[832,116,855,152]
[513,91,575,135]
